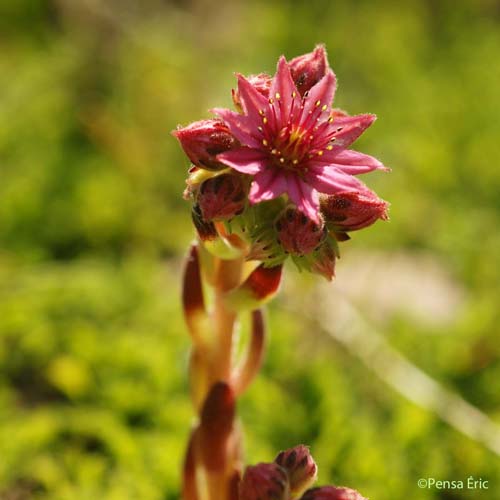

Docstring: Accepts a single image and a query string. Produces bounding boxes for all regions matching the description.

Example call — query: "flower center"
[262,126,310,171]
[257,92,341,172]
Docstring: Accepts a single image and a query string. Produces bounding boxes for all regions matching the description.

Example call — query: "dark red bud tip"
[274,445,317,496]
[173,119,238,170]
[182,244,205,318]
[200,381,235,437]
[192,204,218,241]
[289,45,329,96]
[320,191,389,232]
[199,382,236,471]
[198,173,247,221]
[244,264,283,301]
[301,486,368,500]
[239,463,290,500]
[276,207,325,255]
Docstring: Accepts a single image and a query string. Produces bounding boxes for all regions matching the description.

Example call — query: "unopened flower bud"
[310,241,337,281]
[276,208,325,255]
[274,445,317,497]
[232,73,272,111]
[320,190,389,231]
[173,119,238,170]
[239,463,290,500]
[301,486,368,500]
[289,45,329,96]
[197,173,246,221]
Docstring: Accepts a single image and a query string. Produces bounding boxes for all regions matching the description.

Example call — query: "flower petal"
[249,169,287,203]
[270,56,301,126]
[320,113,376,150]
[300,69,337,128]
[211,107,261,149]
[332,149,388,170]
[287,176,320,223]
[311,149,389,175]
[217,147,268,175]
[236,73,270,123]
[305,165,370,194]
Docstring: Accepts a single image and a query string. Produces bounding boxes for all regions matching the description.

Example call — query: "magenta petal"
[217,148,268,175]
[211,107,261,149]
[327,149,389,174]
[249,169,287,203]
[287,176,320,223]
[236,74,270,122]
[270,56,301,126]
[300,69,336,128]
[311,149,388,175]
[323,113,376,150]
[305,165,369,194]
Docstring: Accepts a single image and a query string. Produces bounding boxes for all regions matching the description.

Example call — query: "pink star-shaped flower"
[212,51,387,223]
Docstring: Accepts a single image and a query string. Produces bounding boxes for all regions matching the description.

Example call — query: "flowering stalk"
[174,45,389,499]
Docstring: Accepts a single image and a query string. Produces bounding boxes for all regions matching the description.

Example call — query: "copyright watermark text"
[418,477,489,490]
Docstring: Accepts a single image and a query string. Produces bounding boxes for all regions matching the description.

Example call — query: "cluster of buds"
[239,445,367,500]
[174,45,389,281]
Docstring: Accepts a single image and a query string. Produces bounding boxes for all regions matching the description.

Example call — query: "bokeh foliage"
[1,0,500,498]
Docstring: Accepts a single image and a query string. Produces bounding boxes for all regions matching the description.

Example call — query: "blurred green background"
[1,0,500,498]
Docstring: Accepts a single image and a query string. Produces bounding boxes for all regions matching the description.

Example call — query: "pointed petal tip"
[209,107,224,117]
[275,55,292,79]
[235,72,246,83]
[210,106,235,117]
[277,54,288,66]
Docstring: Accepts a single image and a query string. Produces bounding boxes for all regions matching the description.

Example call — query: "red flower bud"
[274,445,317,497]
[232,73,272,111]
[289,45,329,97]
[173,119,238,170]
[197,173,246,221]
[276,208,325,255]
[320,190,388,231]
[310,241,337,281]
[301,486,368,500]
[239,463,290,500]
